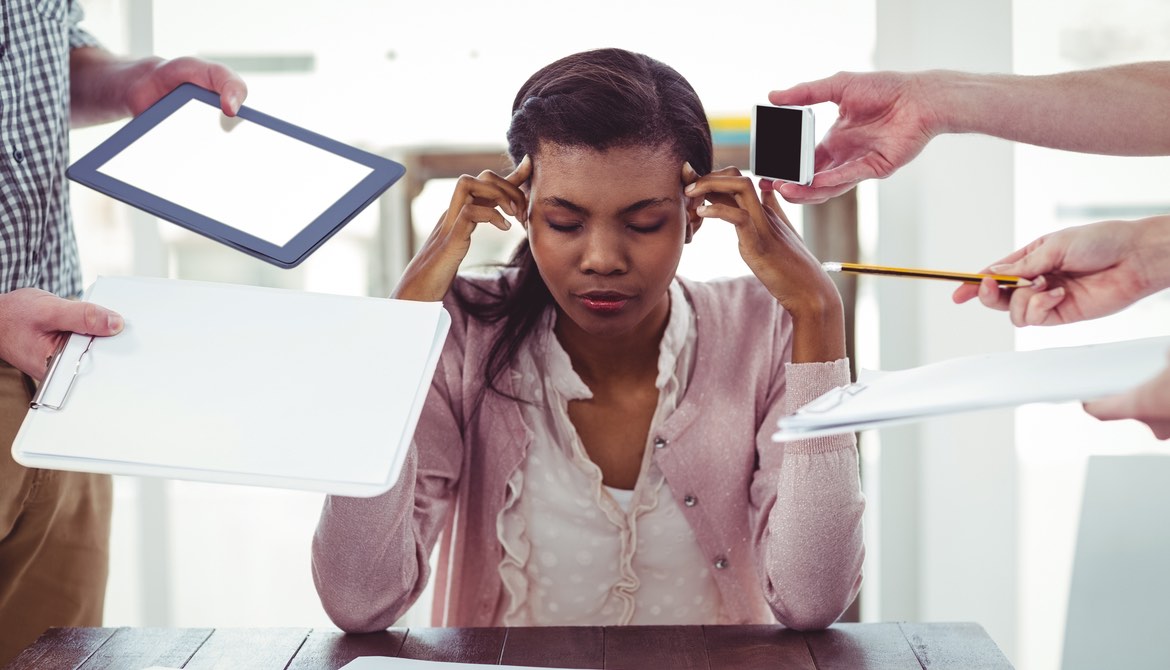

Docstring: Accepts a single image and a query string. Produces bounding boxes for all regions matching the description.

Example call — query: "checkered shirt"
[0,0,99,297]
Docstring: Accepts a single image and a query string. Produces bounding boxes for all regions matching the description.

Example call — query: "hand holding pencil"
[950,217,1170,327]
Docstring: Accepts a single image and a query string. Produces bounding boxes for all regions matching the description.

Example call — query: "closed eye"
[547,221,582,233]
[629,220,666,233]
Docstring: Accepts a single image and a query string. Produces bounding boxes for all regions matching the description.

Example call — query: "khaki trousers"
[0,360,111,665]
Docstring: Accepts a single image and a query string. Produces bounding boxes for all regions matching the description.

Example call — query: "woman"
[312,48,863,630]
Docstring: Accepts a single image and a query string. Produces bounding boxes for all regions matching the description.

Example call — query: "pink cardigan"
[312,275,864,631]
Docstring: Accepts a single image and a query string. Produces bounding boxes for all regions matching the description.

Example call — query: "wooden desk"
[7,623,1012,669]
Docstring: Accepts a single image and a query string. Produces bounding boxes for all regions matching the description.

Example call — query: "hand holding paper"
[13,276,450,496]
[774,336,1170,440]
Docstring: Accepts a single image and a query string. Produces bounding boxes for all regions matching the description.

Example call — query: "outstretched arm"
[767,62,1170,203]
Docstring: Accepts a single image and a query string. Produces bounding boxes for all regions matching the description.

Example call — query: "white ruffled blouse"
[496,281,726,625]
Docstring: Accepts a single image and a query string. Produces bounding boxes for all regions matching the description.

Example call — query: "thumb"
[768,73,848,107]
[48,300,125,336]
[1083,392,1133,422]
[988,243,1060,280]
[507,154,532,186]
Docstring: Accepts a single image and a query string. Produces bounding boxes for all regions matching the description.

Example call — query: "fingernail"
[696,205,709,215]
[988,264,1010,273]
[228,95,240,113]
[760,179,774,192]
[1047,286,1065,300]
[1033,275,1047,290]
[107,313,124,332]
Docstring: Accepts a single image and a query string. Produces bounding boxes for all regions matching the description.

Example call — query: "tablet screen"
[70,84,405,268]
[96,98,375,247]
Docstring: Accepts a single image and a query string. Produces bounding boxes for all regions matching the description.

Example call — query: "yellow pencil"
[821,261,1033,287]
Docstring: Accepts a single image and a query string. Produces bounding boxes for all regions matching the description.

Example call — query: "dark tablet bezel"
[67,83,405,268]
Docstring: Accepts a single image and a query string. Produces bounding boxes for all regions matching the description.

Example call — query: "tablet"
[68,83,406,268]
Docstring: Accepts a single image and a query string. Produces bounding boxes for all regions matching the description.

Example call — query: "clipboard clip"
[30,335,95,411]
[798,382,868,414]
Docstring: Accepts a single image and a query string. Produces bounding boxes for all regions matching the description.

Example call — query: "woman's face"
[526,143,700,343]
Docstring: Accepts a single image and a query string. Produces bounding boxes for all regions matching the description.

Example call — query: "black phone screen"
[753,105,805,182]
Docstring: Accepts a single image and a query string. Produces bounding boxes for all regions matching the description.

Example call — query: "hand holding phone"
[750,104,814,186]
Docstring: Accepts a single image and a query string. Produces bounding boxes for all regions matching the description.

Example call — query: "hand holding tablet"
[68,83,406,268]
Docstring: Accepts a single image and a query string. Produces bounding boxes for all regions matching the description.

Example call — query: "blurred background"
[70,2,1170,669]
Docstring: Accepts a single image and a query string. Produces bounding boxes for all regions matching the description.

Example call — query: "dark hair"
[452,48,714,401]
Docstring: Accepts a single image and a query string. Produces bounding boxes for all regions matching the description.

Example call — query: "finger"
[680,161,701,187]
[774,159,872,204]
[1084,357,1170,435]
[1082,393,1170,441]
[505,155,532,223]
[449,174,523,220]
[209,66,248,116]
[810,159,881,189]
[976,276,1013,312]
[775,181,855,205]
[42,299,124,336]
[759,181,796,233]
[1022,287,1067,326]
[687,173,768,227]
[477,169,529,219]
[1007,276,1051,326]
[952,283,979,304]
[685,174,741,210]
[506,154,532,186]
[696,202,751,228]
[767,72,850,107]
[156,57,248,115]
[459,204,512,232]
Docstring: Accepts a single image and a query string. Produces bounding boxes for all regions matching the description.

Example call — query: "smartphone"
[750,104,815,185]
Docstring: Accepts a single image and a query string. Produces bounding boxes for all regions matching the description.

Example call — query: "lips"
[576,290,633,313]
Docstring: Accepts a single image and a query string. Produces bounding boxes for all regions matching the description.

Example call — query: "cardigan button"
[653,437,667,449]
[714,557,728,570]
[683,494,697,507]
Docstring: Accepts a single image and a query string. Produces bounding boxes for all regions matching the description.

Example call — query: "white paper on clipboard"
[774,336,1170,441]
[13,276,450,497]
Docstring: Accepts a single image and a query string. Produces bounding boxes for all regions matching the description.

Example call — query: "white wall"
[872,0,1018,661]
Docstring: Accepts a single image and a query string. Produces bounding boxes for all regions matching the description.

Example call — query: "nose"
[578,227,628,275]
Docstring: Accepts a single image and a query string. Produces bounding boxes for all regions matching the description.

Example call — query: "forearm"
[752,361,864,629]
[1132,215,1170,294]
[787,297,847,364]
[311,452,432,632]
[69,46,161,127]
[925,62,1170,155]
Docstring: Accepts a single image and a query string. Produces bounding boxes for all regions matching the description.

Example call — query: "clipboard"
[12,276,451,497]
[67,83,406,268]
[774,336,1170,441]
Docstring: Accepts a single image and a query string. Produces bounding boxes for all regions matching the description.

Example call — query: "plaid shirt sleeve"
[68,1,101,50]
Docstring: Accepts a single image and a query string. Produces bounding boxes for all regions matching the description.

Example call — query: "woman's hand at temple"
[393,156,532,302]
[682,163,845,363]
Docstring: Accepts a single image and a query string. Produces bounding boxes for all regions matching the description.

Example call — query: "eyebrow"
[540,196,676,216]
